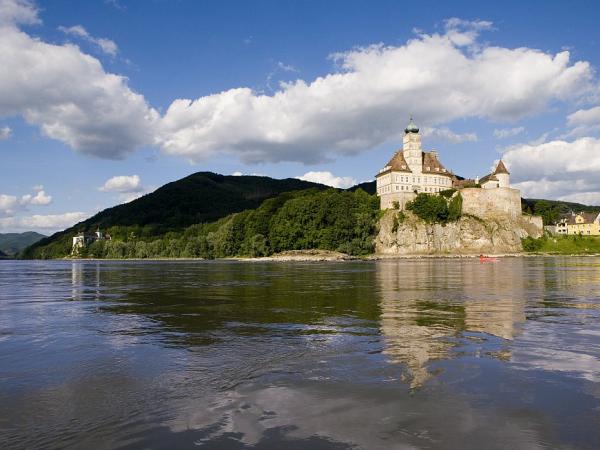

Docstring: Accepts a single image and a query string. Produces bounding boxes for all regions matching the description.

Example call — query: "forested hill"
[22,172,327,258]
[0,231,45,256]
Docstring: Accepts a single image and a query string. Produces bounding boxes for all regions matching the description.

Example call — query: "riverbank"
[16,248,600,262]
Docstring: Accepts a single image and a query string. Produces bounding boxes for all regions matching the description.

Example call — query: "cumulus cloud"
[99,174,143,193]
[493,126,525,139]
[157,19,596,164]
[0,0,158,159]
[0,186,52,217]
[503,137,600,204]
[0,125,11,139]
[421,127,477,144]
[58,24,118,56]
[1,2,599,166]
[0,0,39,26]
[99,175,151,204]
[21,188,52,205]
[296,171,357,189]
[0,211,89,232]
[566,106,600,137]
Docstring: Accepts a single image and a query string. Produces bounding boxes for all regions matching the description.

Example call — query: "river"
[1,258,600,449]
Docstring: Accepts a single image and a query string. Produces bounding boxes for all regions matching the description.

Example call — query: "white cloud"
[0,0,158,159]
[0,186,52,216]
[277,61,298,73]
[0,0,39,27]
[0,211,89,232]
[58,24,118,56]
[21,188,52,205]
[493,126,525,139]
[99,175,152,204]
[503,137,600,204]
[99,174,143,193]
[1,3,598,166]
[421,127,477,144]
[296,171,357,189]
[0,194,18,217]
[566,106,600,137]
[0,125,11,140]
[157,20,596,164]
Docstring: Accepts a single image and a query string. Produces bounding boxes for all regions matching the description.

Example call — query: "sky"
[1,0,600,234]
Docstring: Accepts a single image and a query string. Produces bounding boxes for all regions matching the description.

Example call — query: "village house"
[564,212,600,235]
[72,229,111,255]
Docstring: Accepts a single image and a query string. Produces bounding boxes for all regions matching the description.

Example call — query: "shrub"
[406,194,449,223]
[522,236,543,252]
[439,188,456,199]
[448,193,463,222]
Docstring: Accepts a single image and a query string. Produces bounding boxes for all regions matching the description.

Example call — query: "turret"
[494,160,510,188]
[402,117,422,173]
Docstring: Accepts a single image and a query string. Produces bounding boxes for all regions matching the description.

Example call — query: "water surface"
[1,258,600,449]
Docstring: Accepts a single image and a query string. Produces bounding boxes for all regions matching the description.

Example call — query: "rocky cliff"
[376,210,543,255]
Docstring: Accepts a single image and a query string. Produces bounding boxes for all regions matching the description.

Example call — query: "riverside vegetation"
[27,188,380,259]
[20,173,600,259]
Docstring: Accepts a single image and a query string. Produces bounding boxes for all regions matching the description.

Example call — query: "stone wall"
[460,187,522,219]
[379,192,416,210]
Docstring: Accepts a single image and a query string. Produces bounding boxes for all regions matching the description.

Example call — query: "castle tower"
[402,117,422,173]
[494,160,510,188]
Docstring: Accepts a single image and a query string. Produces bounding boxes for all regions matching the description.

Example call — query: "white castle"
[375,118,523,220]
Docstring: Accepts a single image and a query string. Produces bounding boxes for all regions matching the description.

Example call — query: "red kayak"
[479,256,498,262]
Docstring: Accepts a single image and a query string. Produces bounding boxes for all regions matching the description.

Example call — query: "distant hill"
[348,180,376,195]
[22,172,327,258]
[0,232,46,256]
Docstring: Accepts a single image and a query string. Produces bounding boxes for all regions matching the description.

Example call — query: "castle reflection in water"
[377,258,532,387]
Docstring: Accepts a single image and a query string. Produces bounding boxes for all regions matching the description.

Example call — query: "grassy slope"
[524,235,600,254]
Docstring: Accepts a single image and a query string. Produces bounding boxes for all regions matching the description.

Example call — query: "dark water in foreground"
[1,258,600,449]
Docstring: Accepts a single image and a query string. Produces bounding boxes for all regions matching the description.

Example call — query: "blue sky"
[1,0,600,233]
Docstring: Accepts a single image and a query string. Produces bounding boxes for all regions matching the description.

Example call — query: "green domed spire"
[404,116,419,134]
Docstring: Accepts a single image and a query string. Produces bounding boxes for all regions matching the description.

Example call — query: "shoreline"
[8,251,600,262]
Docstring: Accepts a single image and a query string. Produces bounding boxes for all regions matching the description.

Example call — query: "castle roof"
[405,117,419,134]
[377,150,452,177]
[378,150,412,175]
[494,160,510,175]
[479,173,498,185]
[422,152,450,175]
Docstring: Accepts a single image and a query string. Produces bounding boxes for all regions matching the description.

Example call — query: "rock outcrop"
[376,210,543,255]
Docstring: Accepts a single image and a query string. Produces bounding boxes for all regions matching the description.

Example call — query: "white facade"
[376,119,453,209]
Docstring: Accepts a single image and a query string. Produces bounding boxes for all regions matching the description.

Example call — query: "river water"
[1,258,600,449]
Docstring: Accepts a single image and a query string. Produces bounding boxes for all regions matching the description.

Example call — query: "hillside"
[521,198,600,224]
[22,172,326,259]
[0,232,46,256]
[348,180,376,195]
[62,188,379,259]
